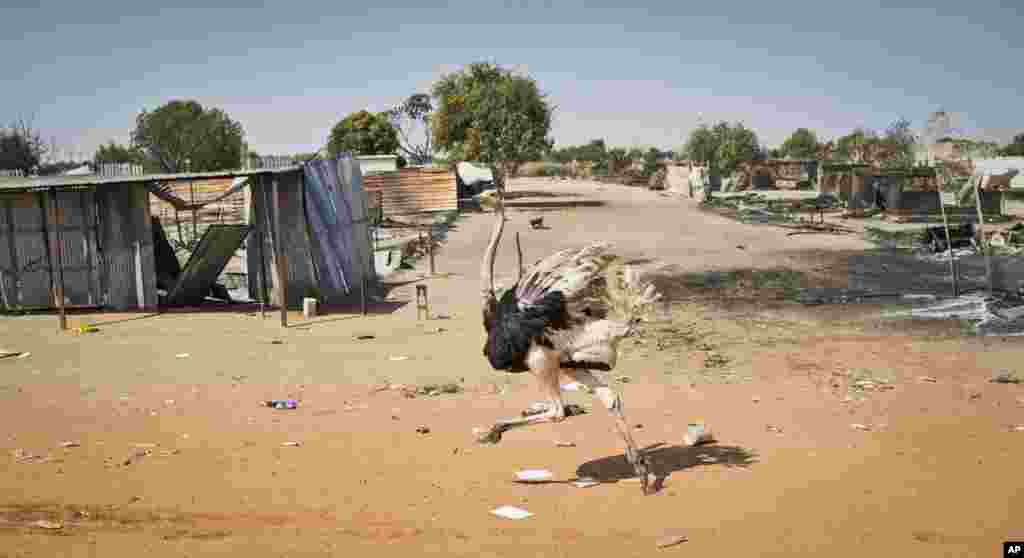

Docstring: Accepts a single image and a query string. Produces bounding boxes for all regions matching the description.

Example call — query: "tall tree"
[881,117,916,168]
[1001,133,1024,157]
[386,94,433,165]
[0,117,47,174]
[686,121,762,174]
[131,100,245,173]
[431,61,553,191]
[327,110,400,158]
[780,128,819,159]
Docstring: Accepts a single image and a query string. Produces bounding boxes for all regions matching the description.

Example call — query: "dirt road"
[1,178,1021,556]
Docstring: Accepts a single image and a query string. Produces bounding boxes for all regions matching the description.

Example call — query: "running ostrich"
[476,192,662,494]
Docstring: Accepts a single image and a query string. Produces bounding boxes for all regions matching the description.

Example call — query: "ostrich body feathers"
[482,242,660,373]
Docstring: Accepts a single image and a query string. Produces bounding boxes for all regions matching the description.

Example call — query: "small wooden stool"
[416,285,429,320]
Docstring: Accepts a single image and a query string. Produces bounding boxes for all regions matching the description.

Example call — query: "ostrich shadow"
[574,442,758,493]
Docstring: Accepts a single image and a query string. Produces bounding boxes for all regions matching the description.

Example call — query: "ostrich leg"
[477,345,565,444]
[562,369,652,495]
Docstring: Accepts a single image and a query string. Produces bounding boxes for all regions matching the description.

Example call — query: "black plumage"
[482,288,568,372]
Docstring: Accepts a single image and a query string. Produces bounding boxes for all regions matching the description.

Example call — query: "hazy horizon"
[5,0,1022,161]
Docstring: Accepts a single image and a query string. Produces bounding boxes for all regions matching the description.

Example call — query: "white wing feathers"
[515,242,615,309]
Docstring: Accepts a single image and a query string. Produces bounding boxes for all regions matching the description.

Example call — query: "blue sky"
[4,0,1022,160]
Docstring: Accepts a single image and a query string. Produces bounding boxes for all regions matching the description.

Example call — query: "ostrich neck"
[481,188,506,303]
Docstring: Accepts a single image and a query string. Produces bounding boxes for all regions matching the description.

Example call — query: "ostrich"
[477,192,662,494]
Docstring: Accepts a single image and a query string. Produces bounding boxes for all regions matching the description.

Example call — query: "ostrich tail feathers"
[602,261,662,322]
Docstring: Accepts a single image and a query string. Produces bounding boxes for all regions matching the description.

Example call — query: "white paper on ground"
[515,469,554,482]
[572,478,599,488]
[562,382,584,391]
[490,506,533,520]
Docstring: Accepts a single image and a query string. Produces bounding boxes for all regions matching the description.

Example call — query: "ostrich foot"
[521,402,586,418]
[475,409,566,445]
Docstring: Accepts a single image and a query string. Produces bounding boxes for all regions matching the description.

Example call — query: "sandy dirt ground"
[1,178,1022,557]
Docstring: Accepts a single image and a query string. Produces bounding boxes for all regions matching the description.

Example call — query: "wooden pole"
[360,275,367,316]
[974,174,994,296]
[254,177,268,318]
[935,165,958,297]
[48,189,67,331]
[427,225,435,275]
[272,174,288,328]
[515,231,524,282]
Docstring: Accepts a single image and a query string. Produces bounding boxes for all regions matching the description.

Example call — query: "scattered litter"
[1011,425,1024,432]
[562,381,585,392]
[133,443,158,448]
[685,423,715,446]
[31,520,63,530]
[175,353,190,359]
[164,399,175,406]
[751,395,761,403]
[58,441,80,449]
[280,441,302,447]
[435,314,452,320]
[12,449,51,464]
[389,355,409,361]
[735,245,746,250]
[555,441,576,448]
[919,376,939,383]
[77,325,99,334]
[415,426,431,434]
[991,371,1021,384]
[490,506,532,520]
[851,423,872,431]
[572,477,600,488]
[265,400,298,410]
[635,423,644,429]
[515,469,554,483]
[765,424,783,434]
[18,352,30,359]
[656,532,689,549]
[616,375,632,383]
[270,340,284,345]
[355,335,375,340]
[0,349,19,359]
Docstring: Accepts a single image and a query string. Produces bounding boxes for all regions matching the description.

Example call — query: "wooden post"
[360,275,367,316]
[3,200,19,310]
[272,174,288,328]
[936,167,958,297]
[253,176,268,318]
[47,189,67,331]
[974,174,994,296]
[515,231,524,282]
[427,225,435,275]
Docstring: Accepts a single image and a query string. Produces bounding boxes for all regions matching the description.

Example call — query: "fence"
[95,163,144,177]
[0,170,24,177]
[249,156,296,170]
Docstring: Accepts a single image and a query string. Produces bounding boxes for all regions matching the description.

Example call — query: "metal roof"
[0,166,301,193]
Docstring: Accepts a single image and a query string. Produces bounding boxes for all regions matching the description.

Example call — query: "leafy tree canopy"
[327,109,400,158]
[431,61,553,188]
[94,141,144,165]
[780,128,818,159]
[685,121,763,174]
[0,118,47,174]
[131,100,245,173]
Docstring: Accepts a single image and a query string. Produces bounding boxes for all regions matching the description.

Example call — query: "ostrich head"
[481,187,506,332]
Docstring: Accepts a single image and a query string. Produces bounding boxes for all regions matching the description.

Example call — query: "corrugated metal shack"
[362,167,458,217]
[0,156,376,326]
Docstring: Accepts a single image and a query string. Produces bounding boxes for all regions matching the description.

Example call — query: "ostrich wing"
[514,242,616,311]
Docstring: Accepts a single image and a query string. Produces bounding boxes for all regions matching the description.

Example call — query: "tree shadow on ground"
[575,443,757,493]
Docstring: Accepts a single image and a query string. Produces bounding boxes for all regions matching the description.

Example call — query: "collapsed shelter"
[0,156,375,318]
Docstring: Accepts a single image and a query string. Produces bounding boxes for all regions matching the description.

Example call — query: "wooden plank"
[45,189,67,330]
[2,199,18,309]
[272,175,287,327]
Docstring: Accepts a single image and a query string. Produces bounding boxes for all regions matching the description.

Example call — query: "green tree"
[641,147,659,177]
[0,118,47,174]
[327,110,400,158]
[686,121,762,174]
[881,117,916,168]
[386,94,433,165]
[780,128,818,159]
[431,61,553,191]
[1001,133,1024,157]
[94,141,144,165]
[131,100,245,173]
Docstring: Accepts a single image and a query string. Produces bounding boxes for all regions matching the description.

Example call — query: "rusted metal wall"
[362,167,457,216]
[0,193,51,309]
[96,184,157,310]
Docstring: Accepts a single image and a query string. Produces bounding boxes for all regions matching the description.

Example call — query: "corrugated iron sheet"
[165,224,250,306]
[362,168,457,216]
